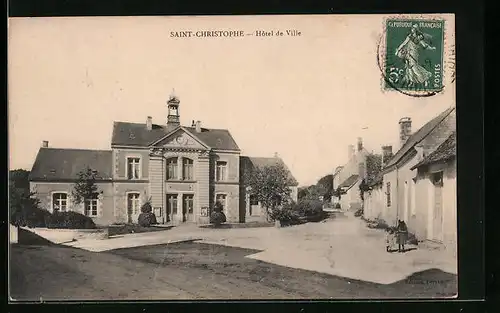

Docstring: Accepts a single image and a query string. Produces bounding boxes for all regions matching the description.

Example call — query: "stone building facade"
[29,95,298,226]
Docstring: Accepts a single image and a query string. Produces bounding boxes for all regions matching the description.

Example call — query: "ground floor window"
[249,194,259,205]
[216,194,227,212]
[52,192,68,212]
[167,194,178,215]
[84,195,99,217]
[183,194,194,214]
[127,193,141,216]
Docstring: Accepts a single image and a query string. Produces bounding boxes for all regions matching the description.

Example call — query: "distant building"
[333,137,369,211]
[29,95,298,225]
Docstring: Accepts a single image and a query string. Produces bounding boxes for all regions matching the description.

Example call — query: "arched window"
[166,157,178,180]
[183,158,194,180]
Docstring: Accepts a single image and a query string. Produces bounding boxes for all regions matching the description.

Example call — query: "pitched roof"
[184,127,240,151]
[338,174,360,189]
[333,166,343,177]
[240,156,299,186]
[29,148,113,181]
[367,173,384,187]
[383,106,455,170]
[410,132,456,170]
[111,122,240,151]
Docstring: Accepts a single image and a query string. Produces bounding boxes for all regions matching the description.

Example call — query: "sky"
[8,15,455,186]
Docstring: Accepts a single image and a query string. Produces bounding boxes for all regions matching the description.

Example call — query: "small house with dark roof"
[410,131,456,253]
[239,156,299,222]
[332,137,370,211]
[29,94,298,225]
[362,106,456,252]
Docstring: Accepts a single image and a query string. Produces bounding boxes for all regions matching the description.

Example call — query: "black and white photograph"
[8,14,458,300]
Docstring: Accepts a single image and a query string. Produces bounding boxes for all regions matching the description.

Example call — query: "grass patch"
[108,241,457,299]
[107,224,172,236]
[199,222,273,229]
[16,228,58,246]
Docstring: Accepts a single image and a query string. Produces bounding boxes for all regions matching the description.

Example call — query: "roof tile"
[29,148,113,181]
[411,132,456,169]
[240,156,299,186]
[383,106,455,169]
[111,121,240,151]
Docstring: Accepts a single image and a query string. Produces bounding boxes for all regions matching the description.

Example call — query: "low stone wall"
[10,224,18,243]
[21,227,109,244]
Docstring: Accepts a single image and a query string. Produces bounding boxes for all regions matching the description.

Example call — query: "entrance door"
[432,172,444,242]
[183,194,194,222]
[167,194,178,223]
[127,193,141,224]
[249,194,259,216]
[216,194,227,212]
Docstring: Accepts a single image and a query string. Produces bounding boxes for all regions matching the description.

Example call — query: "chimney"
[399,117,412,147]
[146,116,153,131]
[274,152,279,158]
[41,140,49,148]
[195,120,201,133]
[381,145,393,166]
[191,120,195,127]
[357,137,363,152]
[348,144,355,160]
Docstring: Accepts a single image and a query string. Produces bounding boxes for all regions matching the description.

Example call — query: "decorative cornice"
[212,149,241,154]
[111,145,150,150]
[112,179,150,183]
[214,181,239,185]
[149,147,211,156]
[30,178,113,183]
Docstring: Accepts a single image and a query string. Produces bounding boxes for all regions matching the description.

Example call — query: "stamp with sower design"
[383,19,445,95]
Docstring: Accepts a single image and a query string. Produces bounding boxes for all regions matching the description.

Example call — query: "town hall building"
[29,95,298,225]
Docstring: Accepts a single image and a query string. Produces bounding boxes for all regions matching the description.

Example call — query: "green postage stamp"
[384,19,445,94]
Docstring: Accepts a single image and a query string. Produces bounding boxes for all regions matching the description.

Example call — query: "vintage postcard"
[8,14,457,300]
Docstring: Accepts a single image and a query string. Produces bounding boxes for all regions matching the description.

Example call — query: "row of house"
[29,94,298,226]
[332,106,457,252]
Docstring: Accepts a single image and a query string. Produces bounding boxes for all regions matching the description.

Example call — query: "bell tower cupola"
[167,89,180,127]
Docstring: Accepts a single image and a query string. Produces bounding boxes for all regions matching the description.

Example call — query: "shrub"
[269,205,300,225]
[354,208,363,217]
[138,212,157,227]
[210,211,227,225]
[295,199,324,218]
[210,201,226,226]
[334,203,341,209]
[366,217,389,229]
[46,211,96,229]
[141,201,153,213]
[11,207,52,228]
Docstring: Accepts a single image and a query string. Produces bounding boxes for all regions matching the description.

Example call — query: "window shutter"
[98,193,103,217]
[47,194,52,211]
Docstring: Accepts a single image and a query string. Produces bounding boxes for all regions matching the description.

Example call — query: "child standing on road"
[396,220,408,253]
[385,227,397,252]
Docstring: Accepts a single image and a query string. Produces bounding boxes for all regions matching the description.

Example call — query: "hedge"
[46,211,96,229]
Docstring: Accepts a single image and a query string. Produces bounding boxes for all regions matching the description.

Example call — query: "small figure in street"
[396,220,409,253]
[385,227,397,252]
